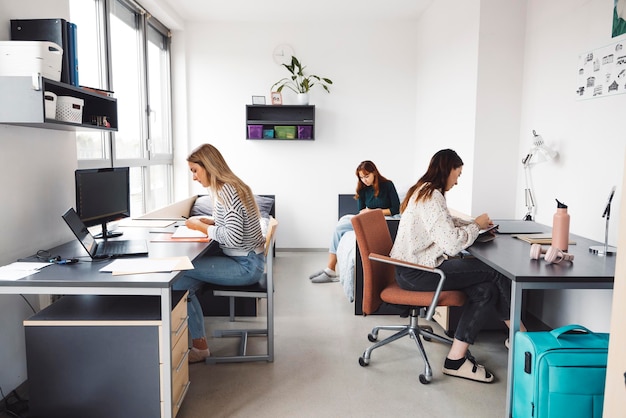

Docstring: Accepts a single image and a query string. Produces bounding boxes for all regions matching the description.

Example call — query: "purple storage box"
[247,125,263,139]
[297,125,312,139]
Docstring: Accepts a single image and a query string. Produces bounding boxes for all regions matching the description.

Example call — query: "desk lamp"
[522,130,558,220]
[589,186,618,256]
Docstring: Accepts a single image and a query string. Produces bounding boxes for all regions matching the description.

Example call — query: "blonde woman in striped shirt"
[173,144,265,363]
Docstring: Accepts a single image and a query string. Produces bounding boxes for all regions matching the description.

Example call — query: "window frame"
[72,0,174,215]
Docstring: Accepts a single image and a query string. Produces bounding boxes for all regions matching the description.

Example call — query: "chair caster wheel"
[359,357,369,367]
[419,374,431,384]
[367,334,377,342]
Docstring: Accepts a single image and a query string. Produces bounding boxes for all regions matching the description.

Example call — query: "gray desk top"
[467,221,615,283]
[0,227,214,289]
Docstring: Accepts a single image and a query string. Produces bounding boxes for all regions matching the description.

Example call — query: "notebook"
[62,208,149,259]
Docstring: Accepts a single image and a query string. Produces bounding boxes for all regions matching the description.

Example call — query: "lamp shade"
[523,130,558,166]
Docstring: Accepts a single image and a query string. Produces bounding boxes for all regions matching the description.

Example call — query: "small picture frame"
[252,95,266,105]
[271,91,282,105]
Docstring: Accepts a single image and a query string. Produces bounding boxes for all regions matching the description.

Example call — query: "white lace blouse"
[389,188,480,268]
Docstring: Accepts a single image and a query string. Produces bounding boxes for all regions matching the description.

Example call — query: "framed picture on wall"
[252,95,266,105]
[271,91,282,105]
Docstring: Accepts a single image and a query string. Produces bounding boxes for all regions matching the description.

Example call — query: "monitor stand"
[94,222,123,240]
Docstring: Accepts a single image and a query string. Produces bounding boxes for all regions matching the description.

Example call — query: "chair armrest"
[369,253,436,272]
[368,253,447,321]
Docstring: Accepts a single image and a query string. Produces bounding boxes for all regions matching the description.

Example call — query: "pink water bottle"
[552,199,570,251]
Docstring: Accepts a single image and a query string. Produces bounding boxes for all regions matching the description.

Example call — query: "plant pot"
[296,93,310,105]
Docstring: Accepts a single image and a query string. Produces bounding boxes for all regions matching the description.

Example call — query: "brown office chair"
[205,217,278,363]
[351,210,466,384]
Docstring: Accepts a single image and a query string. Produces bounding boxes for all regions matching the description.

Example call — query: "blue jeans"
[395,257,511,345]
[173,247,265,340]
[329,215,354,254]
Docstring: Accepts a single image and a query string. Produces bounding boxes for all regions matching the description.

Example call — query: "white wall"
[516,0,625,331]
[414,0,526,218]
[0,0,77,399]
[175,19,420,249]
[414,0,481,215]
[2,0,624,398]
[472,0,527,219]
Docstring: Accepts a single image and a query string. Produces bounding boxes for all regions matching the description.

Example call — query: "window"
[70,0,173,216]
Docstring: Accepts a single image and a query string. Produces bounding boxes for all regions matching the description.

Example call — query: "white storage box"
[56,96,84,124]
[0,41,63,81]
[44,91,57,120]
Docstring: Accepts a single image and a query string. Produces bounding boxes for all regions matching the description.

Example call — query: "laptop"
[62,208,149,259]
[492,219,547,234]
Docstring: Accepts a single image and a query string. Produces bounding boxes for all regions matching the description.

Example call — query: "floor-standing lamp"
[522,130,558,221]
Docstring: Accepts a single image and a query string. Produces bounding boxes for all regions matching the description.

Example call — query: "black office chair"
[351,210,466,383]
[204,217,278,363]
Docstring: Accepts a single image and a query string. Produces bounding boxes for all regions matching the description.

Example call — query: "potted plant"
[271,56,333,105]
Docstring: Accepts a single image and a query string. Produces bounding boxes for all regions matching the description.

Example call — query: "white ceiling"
[156,0,433,23]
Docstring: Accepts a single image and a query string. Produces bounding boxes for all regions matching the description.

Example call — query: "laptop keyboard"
[99,240,129,256]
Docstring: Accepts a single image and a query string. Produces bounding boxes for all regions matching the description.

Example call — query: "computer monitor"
[75,167,130,240]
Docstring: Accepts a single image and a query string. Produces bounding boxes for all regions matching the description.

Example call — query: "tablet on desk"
[479,224,499,234]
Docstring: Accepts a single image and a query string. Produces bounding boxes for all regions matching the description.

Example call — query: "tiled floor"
[177,251,509,418]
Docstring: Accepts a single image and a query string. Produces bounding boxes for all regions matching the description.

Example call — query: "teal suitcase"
[513,324,609,418]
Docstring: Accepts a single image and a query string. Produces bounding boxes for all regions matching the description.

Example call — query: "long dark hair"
[400,149,463,213]
[354,160,390,199]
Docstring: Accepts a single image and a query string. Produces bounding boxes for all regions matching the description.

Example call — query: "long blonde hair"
[187,144,259,217]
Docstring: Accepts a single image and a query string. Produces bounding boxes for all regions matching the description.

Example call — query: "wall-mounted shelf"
[246,105,314,140]
[0,75,117,132]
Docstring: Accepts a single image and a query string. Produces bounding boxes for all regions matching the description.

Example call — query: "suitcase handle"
[550,324,592,339]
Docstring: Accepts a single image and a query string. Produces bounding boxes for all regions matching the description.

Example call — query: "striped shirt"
[208,184,265,256]
[390,188,479,267]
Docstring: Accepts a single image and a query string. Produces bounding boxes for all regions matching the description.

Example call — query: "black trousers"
[395,257,511,345]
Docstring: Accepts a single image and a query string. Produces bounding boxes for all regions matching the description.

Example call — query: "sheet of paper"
[170,256,194,271]
[172,226,208,238]
[0,262,50,281]
[118,219,176,228]
[1,262,51,270]
[149,234,210,243]
[100,256,194,275]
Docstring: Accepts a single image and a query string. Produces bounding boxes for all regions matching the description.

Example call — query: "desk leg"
[506,282,523,417]
[161,288,173,418]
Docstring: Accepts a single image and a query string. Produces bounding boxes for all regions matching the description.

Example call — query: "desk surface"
[468,223,616,283]
[0,227,213,289]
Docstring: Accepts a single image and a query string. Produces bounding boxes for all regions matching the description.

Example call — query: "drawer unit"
[24,291,189,418]
[170,291,190,417]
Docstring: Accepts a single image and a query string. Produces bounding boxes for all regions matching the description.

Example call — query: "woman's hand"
[359,207,373,213]
[186,217,214,233]
[474,213,493,230]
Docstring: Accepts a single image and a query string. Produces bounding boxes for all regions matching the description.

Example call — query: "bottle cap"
[556,199,567,209]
